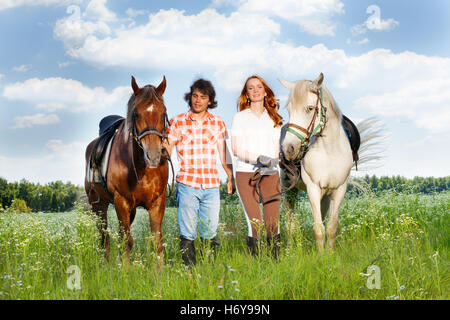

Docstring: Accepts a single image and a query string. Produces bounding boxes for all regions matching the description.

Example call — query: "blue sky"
[0,0,449,185]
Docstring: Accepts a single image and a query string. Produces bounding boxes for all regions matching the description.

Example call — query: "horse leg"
[321,195,330,222]
[114,195,133,267]
[147,196,165,269]
[306,184,325,250]
[130,208,137,225]
[92,201,110,261]
[326,183,347,250]
[283,188,297,240]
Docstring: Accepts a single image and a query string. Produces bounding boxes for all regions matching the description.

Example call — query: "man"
[165,78,235,265]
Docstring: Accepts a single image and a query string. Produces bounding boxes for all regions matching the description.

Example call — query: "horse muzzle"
[143,148,162,168]
[282,142,299,161]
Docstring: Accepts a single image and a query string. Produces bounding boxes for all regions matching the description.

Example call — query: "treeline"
[347,175,450,196]
[2,175,448,213]
[0,177,80,213]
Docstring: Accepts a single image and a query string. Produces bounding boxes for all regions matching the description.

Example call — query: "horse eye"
[307,105,314,112]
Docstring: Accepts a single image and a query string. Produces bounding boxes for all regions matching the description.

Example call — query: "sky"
[0,0,449,186]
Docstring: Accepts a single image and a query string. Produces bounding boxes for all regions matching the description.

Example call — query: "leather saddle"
[89,115,124,188]
[341,114,360,163]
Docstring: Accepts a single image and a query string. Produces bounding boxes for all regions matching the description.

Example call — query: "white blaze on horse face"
[147,104,154,113]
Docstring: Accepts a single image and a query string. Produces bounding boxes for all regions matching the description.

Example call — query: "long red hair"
[237,75,283,127]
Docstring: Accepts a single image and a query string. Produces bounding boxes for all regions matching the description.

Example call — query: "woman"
[231,75,283,259]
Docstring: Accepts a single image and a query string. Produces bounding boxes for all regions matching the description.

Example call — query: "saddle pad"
[88,115,124,185]
[87,133,115,184]
[341,115,361,162]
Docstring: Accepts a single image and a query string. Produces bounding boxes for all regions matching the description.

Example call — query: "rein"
[250,152,302,202]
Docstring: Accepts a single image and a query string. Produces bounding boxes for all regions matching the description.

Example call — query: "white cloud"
[45,139,85,154]
[0,139,87,184]
[50,4,450,135]
[354,81,450,134]
[125,8,147,18]
[211,0,245,7]
[2,77,130,113]
[54,16,111,48]
[350,23,367,36]
[12,64,31,72]
[370,18,399,32]
[83,0,116,22]
[0,0,82,11]
[405,133,450,149]
[62,8,279,72]
[13,113,60,129]
[357,38,369,45]
[238,0,344,36]
[57,61,73,68]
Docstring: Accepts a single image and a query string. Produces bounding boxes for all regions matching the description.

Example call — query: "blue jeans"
[176,183,220,241]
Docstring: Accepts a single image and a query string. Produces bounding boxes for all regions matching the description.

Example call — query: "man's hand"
[227,176,236,195]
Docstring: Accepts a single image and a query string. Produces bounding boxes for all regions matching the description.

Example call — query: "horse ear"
[156,75,166,97]
[279,79,295,90]
[131,76,140,96]
[312,73,324,89]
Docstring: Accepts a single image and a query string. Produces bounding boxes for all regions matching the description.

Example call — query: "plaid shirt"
[167,110,228,189]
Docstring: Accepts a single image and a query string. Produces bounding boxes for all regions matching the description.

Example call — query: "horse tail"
[348,116,389,193]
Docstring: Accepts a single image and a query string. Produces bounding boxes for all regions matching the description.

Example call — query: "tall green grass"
[0,192,448,300]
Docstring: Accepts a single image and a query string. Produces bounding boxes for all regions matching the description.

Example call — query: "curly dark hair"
[184,78,218,109]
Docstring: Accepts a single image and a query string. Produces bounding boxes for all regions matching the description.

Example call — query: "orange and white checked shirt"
[167,109,228,189]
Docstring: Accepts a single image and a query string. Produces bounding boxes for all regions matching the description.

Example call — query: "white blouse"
[231,108,281,172]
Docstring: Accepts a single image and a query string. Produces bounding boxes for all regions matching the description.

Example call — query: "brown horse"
[84,76,169,267]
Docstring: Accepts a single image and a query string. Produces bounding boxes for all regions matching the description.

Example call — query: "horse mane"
[287,80,342,122]
[123,85,161,142]
[321,85,342,122]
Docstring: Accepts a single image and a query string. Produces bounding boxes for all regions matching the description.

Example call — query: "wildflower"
[231,280,238,284]
[399,285,405,291]
[235,288,240,292]
[217,285,223,289]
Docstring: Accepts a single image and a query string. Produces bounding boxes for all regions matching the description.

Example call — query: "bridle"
[285,87,327,161]
[132,111,169,150]
[130,108,175,198]
[255,87,327,202]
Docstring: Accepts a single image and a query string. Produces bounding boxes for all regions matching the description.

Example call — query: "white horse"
[279,73,382,250]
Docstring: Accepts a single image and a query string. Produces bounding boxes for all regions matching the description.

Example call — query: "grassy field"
[0,191,448,300]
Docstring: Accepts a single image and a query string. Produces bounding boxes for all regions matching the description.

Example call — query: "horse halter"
[285,87,327,159]
[132,111,169,150]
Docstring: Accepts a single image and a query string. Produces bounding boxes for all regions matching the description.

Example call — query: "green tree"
[10,198,31,214]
